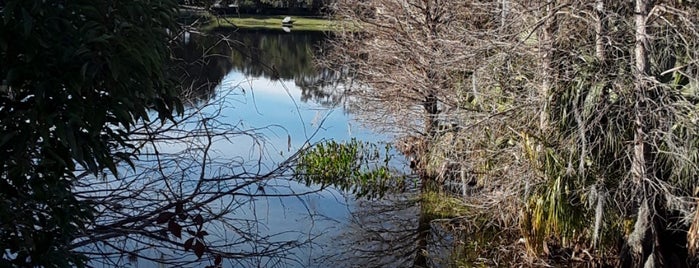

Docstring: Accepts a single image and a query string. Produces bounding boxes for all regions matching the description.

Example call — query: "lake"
[83,29,457,268]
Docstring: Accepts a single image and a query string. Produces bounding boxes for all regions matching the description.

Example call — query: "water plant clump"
[295,138,405,199]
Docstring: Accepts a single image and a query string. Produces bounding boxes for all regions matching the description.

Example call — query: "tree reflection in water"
[174,29,348,108]
[325,194,420,267]
[169,28,461,267]
[317,192,460,268]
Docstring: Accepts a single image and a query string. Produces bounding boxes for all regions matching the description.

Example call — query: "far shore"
[202,14,340,32]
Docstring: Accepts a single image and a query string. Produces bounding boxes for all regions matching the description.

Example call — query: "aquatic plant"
[295,138,403,198]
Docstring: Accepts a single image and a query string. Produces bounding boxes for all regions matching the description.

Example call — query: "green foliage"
[0,0,182,266]
[521,145,588,254]
[295,139,399,198]
[531,20,699,255]
[421,190,470,220]
[658,103,699,190]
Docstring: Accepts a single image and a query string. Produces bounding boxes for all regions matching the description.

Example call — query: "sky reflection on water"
[90,30,417,268]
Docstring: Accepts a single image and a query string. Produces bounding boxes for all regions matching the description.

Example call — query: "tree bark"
[626,0,657,267]
[632,0,649,199]
[591,0,607,250]
[423,0,442,140]
[539,1,556,133]
[594,0,606,63]
[423,92,439,138]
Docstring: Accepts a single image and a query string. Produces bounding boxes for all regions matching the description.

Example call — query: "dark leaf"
[183,237,194,251]
[194,214,204,227]
[186,229,196,236]
[168,220,182,238]
[0,132,17,148]
[175,202,184,215]
[196,230,208,238]
[214,255,222,265]
[159,229,168,238]
[155,212,175,224]
[193,241,206,259]
[176,202,187,220]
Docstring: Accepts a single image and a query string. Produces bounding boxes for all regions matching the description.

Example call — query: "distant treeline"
[180,0,335,16]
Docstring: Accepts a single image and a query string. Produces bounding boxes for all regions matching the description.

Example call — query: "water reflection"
[160,29,403,267]
[171,31,232,104]
[173,29,347,107]
[161,28,458,267]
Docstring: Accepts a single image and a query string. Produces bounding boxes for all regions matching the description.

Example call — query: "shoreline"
[201,14,337,32]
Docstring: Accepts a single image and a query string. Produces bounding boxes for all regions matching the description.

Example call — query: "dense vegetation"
[0,0,182,266]
[325,0,699,266]
[0,2,352,267]
[7,0,699,266]
[296,139,396,198]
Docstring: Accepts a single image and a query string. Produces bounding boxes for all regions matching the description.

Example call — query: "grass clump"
[421,190,470,220]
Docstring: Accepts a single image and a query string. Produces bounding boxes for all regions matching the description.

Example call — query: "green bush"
[0,1,182,266]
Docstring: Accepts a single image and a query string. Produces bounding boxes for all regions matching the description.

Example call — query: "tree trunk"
[423,92,439,138]
[501,0,508,30]
[424,0,441,140]
[632,0,649,205]
[539,2,555,133]
[625,0,657,267]
[591,0,607,250]
[634,0,650,90]
[413,201,430,268]
[594,0,606,63]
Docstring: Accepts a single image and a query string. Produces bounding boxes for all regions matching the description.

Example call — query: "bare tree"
[325,0,545,265]
[328,0,699,266]
[327,1,486,137]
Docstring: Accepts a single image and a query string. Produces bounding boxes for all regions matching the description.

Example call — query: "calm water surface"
[97,29,442,268]
[189,29,430,268]
[188,29,423,267]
